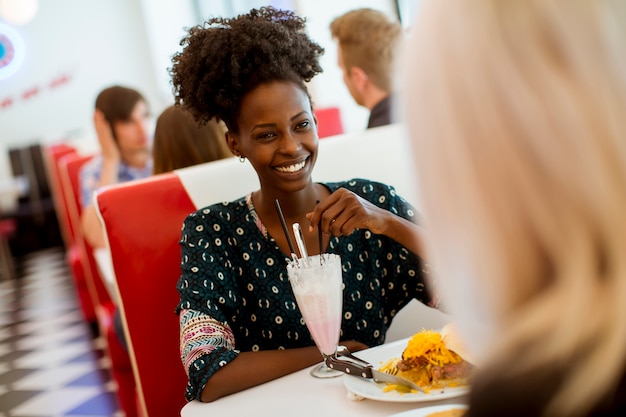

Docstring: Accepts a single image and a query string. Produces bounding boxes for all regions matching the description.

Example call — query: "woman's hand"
[93,109,121,163]
[307,188,425,257]
[307,188,391,237]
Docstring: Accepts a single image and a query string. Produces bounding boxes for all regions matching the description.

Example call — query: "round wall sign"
[0,23,25,79]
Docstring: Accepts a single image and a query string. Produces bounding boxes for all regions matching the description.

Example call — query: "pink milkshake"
[305,317,342,356]
[288,253,343,357]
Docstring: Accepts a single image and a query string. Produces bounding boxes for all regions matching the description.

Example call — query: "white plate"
[342,338,470,403]
[387,403,469,417]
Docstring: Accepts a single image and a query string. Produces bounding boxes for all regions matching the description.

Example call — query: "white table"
[180,340,467,417]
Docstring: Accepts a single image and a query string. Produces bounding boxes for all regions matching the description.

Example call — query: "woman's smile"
[274,157,308,174]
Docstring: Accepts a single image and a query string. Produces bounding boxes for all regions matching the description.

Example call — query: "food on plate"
[426,409,467,417]
[379,326,474,391]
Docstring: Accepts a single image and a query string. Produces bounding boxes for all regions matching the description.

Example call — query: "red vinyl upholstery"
[50,152,96,324]
[314,106,344,138]
[96,173,193,417]
[62,154,112,309]
[60,154,137,417]
[44,144,78,248]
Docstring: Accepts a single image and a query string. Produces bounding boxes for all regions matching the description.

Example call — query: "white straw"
[292,223,310,267]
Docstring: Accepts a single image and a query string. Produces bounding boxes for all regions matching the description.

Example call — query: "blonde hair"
[152,105,232,175]
[403,0,626,415]
[330,8,402,92]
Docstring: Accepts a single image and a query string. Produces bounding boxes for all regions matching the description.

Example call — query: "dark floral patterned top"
[176,179,433,401]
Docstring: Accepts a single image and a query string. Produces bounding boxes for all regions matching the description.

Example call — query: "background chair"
[96,173,198,417]
[96,155,260,416]
[6,143,64,256]
[314,106,344,138]
[43,144,78,249]
[42,145,98,324]
[59,153,137,417]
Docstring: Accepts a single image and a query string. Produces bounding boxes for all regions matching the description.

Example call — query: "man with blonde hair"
[330,8,402,128]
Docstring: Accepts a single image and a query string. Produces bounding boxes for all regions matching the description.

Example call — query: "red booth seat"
[314,106,344,138]
[96,173,196,417]
[44,145,97,324]
[95,156,260,416]
[59,153,137,417]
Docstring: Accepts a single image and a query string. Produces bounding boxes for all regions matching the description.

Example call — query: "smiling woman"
[170,6,437,404]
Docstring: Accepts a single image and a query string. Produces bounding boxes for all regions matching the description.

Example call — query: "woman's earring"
[239,156,246,163]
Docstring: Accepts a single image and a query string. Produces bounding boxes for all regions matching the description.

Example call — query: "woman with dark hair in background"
[152,105,232,175]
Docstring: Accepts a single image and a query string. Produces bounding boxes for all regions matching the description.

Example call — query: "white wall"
[138,0,196,105]
[0,0,402,181]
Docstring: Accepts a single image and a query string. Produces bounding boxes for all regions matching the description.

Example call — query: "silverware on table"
[326,345,425,393]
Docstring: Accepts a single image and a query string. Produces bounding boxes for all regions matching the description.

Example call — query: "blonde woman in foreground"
[402,0,626,416]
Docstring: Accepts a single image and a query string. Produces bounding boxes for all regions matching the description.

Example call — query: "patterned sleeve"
[176,208,240,401]
[178,309,238,401]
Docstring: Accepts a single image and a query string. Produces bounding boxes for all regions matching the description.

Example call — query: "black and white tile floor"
[0,247,123,417]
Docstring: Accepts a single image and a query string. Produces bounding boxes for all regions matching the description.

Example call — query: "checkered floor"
[0,247,123,417]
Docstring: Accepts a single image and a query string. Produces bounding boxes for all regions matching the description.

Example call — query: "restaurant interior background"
[0,2,428,415]
[0,0,420,257]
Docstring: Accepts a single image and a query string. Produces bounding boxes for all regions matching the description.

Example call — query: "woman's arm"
[374,209,425,256]
[80,111,121,248]
[179,305,367,402]
[81,205,106,248]
[200,340,367,402]
[200,347,320,402]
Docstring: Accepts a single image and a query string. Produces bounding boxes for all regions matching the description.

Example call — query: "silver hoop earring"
[239,156,246,163]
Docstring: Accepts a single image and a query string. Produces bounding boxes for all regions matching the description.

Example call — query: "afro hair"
[170,6,324,133]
